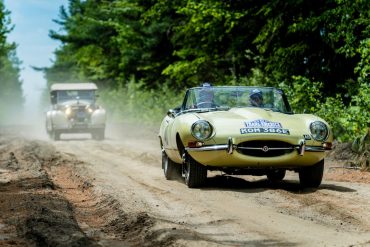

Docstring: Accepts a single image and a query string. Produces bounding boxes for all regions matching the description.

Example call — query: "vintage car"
[159,85,333,188]
[45,83,106,140]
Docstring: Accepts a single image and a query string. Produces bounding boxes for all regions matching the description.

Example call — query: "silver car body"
[45,83,106,140]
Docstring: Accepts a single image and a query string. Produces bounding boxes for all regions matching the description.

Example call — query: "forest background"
[1,0,370,142]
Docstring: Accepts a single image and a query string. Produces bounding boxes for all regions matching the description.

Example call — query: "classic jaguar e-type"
[159,85,333,188]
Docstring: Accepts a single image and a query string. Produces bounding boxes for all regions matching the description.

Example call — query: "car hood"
[193,107,324,139]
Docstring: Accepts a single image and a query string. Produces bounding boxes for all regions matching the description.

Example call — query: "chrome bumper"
[185,138,330,155]
[186,145,328,152]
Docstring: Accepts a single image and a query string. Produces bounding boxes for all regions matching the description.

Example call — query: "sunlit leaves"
[44,0,370,140]
[0,2,23,121]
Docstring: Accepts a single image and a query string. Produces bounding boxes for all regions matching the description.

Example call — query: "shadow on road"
[198,175,356,194]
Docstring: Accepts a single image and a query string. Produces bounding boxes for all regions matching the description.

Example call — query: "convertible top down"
[159,85,333,188]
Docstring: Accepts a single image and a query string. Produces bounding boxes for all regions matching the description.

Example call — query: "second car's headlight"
[191,120,213,140]
[65,106,72,115]
[309,121,329,141]
[86,105,94,113]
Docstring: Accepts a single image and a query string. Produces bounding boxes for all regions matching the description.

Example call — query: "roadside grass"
[99,79,183,127]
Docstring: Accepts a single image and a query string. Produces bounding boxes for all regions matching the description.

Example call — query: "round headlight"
[191,120,213,140]
[86,105,94,113]
[65,106,72,115]
[309,121,328,141]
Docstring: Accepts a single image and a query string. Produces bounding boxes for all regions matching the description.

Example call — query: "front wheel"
[92,129,105,140]
[299,159,324,188]
[51,130,61,141]
[184,155,207,188]
[162,151,181,180]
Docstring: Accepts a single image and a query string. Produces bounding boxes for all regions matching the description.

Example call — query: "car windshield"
[56,90,95,104]
[182,86,292,114]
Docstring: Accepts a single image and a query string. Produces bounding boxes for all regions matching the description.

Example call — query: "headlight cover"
[309,121,329,142]
[191,120,213,141]
[86,105,94,113]
[65,106,72,115]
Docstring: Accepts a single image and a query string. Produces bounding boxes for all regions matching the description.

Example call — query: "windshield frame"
[180,86,293,114]
[54,89,97,105]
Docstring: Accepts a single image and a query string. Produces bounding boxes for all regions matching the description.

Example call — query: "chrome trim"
[227,137,234,154]
[185,144,327,153]
[185,144,228,152]
[304,146,327,152]
[298,139,305,156]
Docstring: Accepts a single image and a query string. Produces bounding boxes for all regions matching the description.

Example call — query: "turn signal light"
[323,142,332,150]
[188,141,204,148]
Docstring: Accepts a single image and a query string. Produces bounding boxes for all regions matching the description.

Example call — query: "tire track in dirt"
[0,137,98,246]
[3,124,370,246]
[53,138,370,246]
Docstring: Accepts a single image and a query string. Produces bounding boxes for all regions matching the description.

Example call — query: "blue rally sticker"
[245,119,282,128]
[241,119,290,135]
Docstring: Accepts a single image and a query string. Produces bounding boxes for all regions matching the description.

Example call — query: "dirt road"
[1,124,370,246]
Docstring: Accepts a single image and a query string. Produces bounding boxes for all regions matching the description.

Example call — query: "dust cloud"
[0,74,49,140]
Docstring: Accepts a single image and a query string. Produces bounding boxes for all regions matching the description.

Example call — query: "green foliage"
[279,76,369,142]
[355,39,370,83]
[0,2,23,122]
[43,0,370,142]
[351,128,370,170]
[316,96,349,142]
[280,76,322,114]
[99,78,182,125]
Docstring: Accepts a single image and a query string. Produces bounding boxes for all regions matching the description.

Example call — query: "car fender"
[45,111,54,132]
[49,110,68,126]
[164,113,201,163]
[91,108,106,125]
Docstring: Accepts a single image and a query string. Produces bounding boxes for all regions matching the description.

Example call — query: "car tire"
[267,169,286,182]
[162,151,181,180]
[45,121,51,136]
[299,159,324,188]
[184,155,207,188]
[51,130,61,141]
[92,129,105,140]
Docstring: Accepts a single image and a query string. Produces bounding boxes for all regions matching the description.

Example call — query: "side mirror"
[167,106,181,118]
[167,109,177,118]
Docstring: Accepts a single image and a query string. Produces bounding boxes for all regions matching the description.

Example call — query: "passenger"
[249,89,264,107]
[197,83,216,108]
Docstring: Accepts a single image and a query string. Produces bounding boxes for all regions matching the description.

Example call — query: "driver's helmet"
[249,89,263,107]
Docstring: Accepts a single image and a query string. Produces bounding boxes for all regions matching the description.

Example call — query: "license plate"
[240,127,290,135]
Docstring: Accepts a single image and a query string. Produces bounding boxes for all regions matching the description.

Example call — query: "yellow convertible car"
[159,85,333,188]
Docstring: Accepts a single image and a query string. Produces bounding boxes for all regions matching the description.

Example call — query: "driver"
[249,89,264,107]
[197,83,216,108]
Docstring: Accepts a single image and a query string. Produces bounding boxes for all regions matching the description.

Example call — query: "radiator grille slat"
[237,140,294,157]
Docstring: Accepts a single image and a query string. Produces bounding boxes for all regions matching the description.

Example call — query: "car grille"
[237,140,294,157]
[69,106,90,123]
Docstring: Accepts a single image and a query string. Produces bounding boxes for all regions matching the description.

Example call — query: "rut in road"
[54,133,370,247]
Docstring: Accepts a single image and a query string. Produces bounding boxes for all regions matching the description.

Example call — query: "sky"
[3,0,68,122]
